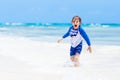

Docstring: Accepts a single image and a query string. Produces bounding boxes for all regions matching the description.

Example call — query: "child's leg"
[70,56,74,62]
[74,53,80,67]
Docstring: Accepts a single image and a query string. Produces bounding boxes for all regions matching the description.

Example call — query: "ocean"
[0,23,120,45]
[0,23,120,80]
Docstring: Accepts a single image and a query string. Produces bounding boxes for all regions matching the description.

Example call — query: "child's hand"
[57,38,63,43]
[87,46,92,53]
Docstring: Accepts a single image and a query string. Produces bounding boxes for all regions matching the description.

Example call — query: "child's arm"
[57,31,69,43]
[80,27,91,46]
[80,28,92,53]
[87,46,92,53]
[62,27,71,38]
[57,38,63,43]
[57,27,71,43]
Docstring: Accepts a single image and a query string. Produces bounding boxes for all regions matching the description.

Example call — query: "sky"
[0,0,120,23]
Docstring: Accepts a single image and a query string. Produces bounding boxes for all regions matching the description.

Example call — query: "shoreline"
[0,36,120,80]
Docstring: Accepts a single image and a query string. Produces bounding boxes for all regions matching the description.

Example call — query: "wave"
[0,23,120,28]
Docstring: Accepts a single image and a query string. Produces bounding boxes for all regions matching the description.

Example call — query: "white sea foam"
[0,28,8,30]
[0,36,120,80]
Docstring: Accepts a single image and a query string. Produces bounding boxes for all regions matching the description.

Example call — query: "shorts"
[70,42,82,56]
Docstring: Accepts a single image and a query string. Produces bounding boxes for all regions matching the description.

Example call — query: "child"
[57,16,92,67]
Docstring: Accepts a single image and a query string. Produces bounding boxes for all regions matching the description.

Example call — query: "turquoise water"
[0,23,120,45]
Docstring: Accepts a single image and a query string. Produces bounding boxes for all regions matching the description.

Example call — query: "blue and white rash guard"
[62,26,91,47]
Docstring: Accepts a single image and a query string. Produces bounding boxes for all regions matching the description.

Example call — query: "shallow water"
[0,23,120,45]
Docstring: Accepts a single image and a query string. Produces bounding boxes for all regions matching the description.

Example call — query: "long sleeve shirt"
[62,26,91,47]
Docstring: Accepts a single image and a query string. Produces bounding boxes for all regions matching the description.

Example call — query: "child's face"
[72,18,81,29]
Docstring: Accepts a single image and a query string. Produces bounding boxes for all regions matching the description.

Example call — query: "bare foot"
[74,62,80,67]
